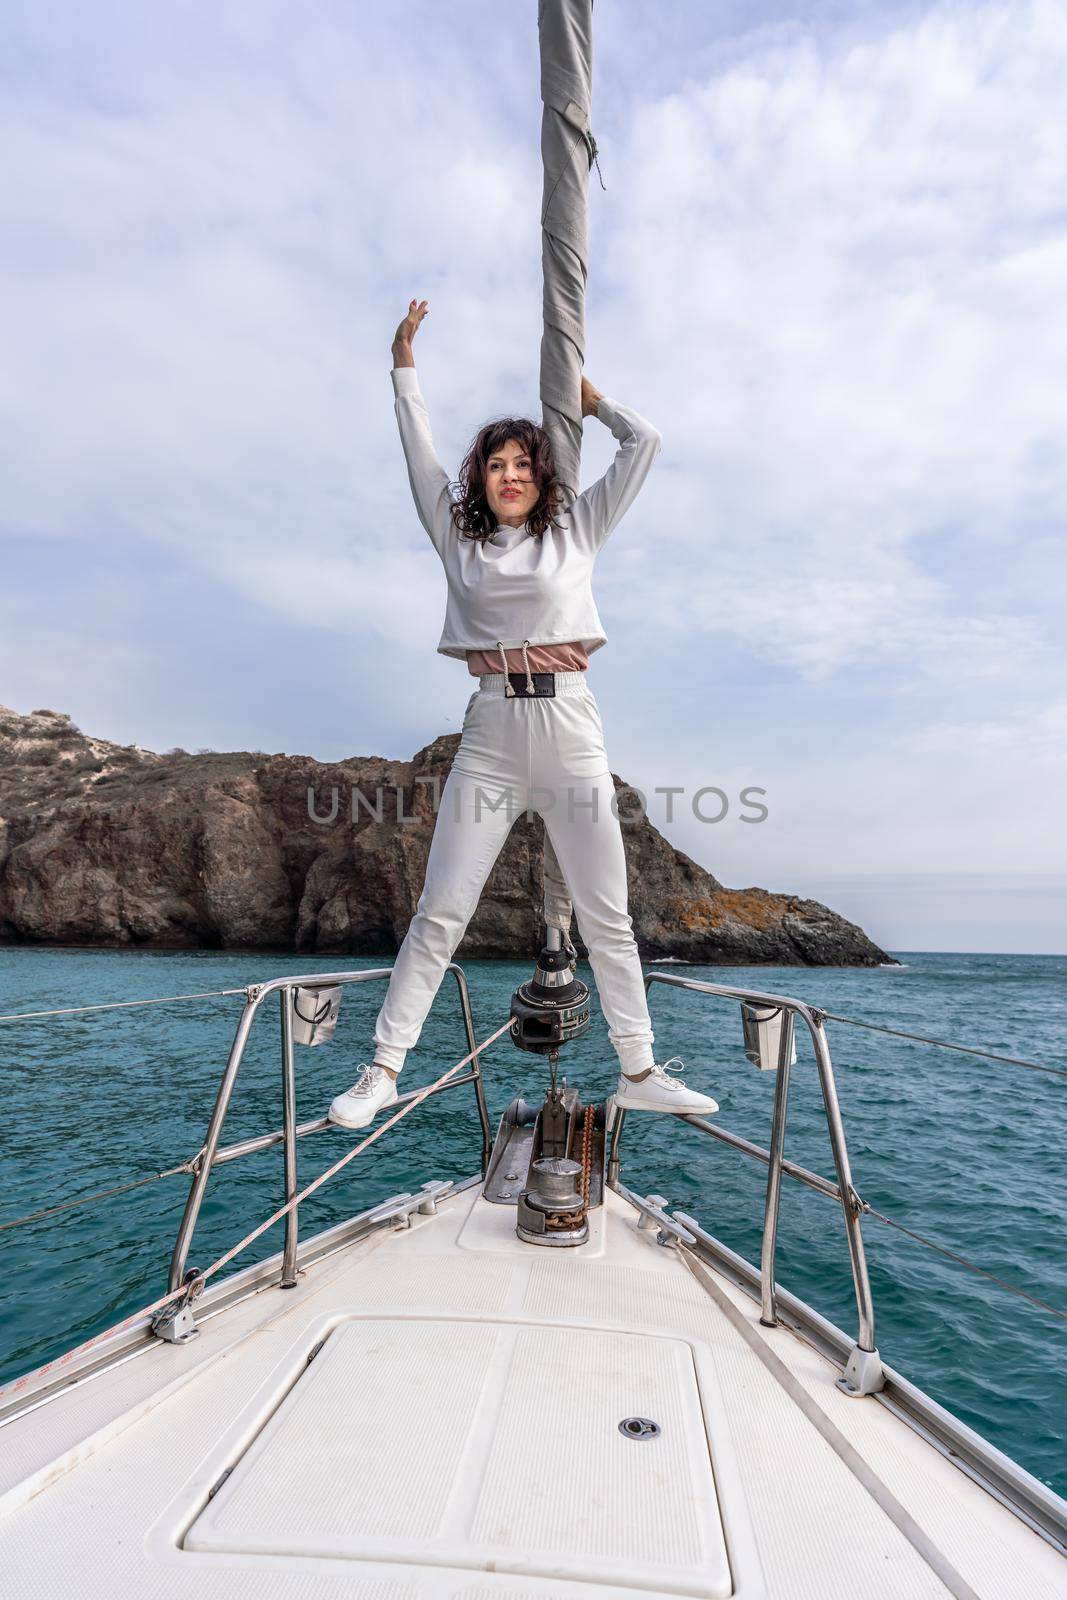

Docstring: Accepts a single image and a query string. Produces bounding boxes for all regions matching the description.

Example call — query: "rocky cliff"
[0,703,893,965]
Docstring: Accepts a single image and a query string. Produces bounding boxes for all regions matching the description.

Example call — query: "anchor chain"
[580,1102,593,1211]
[543,1103,594,1232]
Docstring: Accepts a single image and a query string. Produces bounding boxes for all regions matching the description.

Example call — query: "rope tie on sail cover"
[539,124,605,235]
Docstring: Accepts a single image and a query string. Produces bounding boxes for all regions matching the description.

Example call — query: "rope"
[863,1204,1067,1324]
[821,1011,1067,1079]
[0,1016,515,1403]
[0,987,247,1023]
[681,1252,984,1600]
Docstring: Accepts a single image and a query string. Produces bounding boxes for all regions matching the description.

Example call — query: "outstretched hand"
[393,298,428,352]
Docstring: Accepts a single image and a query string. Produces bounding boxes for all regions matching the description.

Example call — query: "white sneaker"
[614,1057,719,1115]
[328,1063,400,1130]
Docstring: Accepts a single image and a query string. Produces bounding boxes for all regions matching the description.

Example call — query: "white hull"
[2,1175,1063,1599]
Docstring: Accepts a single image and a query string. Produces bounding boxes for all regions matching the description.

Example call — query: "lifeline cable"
[863,1204,1067,1324]
[0,987,247,1023]
[0,1016,515,1403]
[821,1011,1067,1079]
[0,1161,200,1233]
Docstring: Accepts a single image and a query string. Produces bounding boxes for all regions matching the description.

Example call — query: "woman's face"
[485,437,538,527]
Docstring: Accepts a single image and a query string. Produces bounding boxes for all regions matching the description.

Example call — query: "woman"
[327,298,719,1130]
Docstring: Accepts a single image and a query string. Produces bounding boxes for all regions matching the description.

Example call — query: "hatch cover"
[184,1316,733,1597]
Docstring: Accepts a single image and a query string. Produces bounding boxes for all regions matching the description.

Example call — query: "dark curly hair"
[449,416,567,542]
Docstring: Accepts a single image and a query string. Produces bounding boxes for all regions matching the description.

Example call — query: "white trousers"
[372,671,656,1076]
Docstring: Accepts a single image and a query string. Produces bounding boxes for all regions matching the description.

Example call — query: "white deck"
[0,1182,1063,1599]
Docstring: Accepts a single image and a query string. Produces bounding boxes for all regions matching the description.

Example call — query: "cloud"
[3,0,1065,946]
[910,695,1067,761]
[589,1,1067,687]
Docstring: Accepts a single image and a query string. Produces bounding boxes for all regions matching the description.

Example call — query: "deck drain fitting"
[619,1416,661,1440]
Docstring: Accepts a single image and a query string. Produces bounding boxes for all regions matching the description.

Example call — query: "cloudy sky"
[3,0,1066,953]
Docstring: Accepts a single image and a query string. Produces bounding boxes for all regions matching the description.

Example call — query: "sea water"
[0,947,1064,1496]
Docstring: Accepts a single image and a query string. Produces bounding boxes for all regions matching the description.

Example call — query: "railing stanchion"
[168,967,493,1293]
[614,972,884,1394]
[805,1011,878,1355]
[280,985,299,1288]
[169,989,265,1292]
[607,1104,626,1187]
[759,1018,794,1327]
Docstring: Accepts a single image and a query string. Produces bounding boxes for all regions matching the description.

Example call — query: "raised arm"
[567,374,663,554]
[390,298,453,560]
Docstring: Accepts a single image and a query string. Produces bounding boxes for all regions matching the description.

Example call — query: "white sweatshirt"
[390,364,662,661]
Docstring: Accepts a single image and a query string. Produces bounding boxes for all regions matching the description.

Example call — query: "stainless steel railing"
[607,972,884,1396]
[168,964,493,1294]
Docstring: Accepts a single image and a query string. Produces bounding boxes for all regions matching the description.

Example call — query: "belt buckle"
[507,671,555,697]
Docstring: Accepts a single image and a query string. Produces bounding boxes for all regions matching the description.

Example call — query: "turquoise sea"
[1,947,1064,1496]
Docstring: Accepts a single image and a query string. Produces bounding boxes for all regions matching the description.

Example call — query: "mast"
[537,0,598,936]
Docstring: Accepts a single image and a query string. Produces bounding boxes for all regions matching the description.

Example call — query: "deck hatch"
[184,1315,733,1597]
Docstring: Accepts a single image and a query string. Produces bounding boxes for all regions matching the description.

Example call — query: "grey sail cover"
[538,0,596,505]
[538,0,596,933]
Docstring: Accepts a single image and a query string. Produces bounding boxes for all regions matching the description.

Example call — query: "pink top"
[466,641,589,677]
